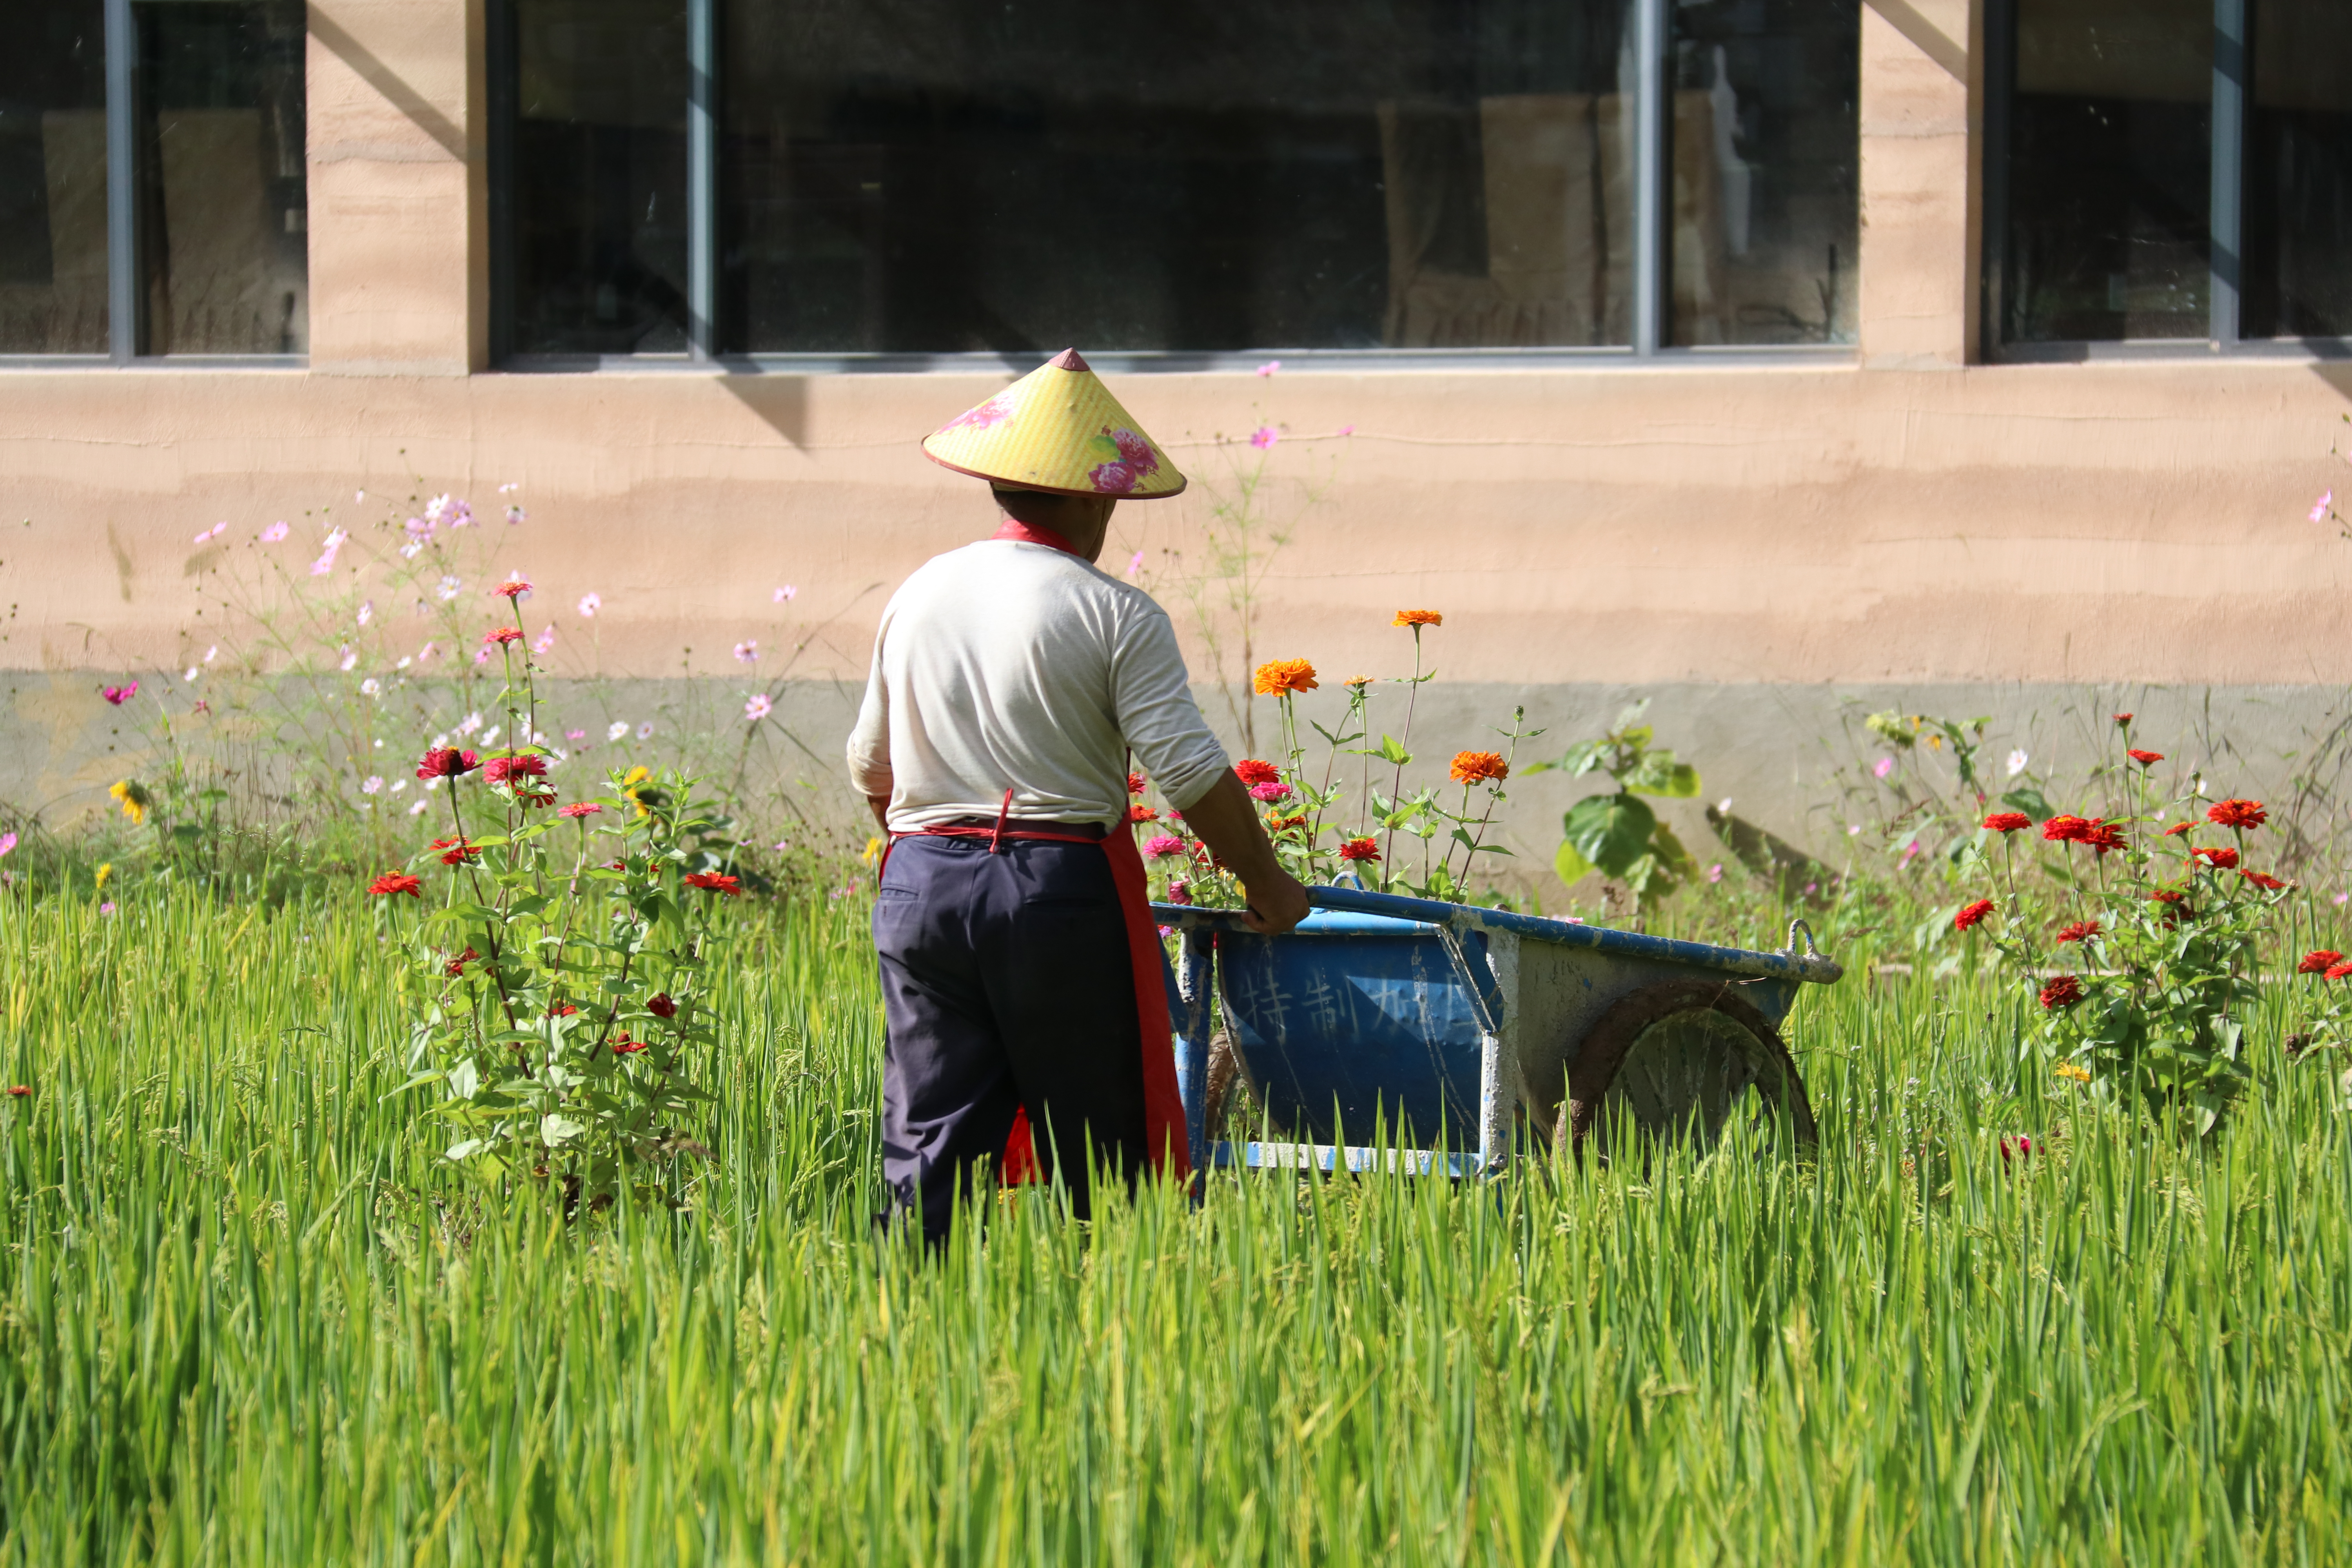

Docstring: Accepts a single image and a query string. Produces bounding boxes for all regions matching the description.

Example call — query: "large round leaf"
[1564,791,1656,878]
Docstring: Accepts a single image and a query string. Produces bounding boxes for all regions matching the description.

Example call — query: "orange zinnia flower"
[1393,610,1443,628]
[1252,659,1318,697]
[1450,751,1508,785]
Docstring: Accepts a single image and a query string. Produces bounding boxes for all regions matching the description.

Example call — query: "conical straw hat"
[922,349,1186,500]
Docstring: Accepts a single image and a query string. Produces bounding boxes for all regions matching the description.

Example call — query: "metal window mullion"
[1632,0,1668,356]
[1982,0,2015,359]
[686,0,717,362]
[487,0,516,365]
[2210,0,2246,347]
[104,0,140,363]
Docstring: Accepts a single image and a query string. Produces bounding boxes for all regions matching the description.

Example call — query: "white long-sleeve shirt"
[846,539,1231,831]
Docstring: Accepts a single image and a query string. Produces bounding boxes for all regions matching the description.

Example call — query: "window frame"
[1982,0,2352,362]
[0,0,309,369]
[487,0,1859,374]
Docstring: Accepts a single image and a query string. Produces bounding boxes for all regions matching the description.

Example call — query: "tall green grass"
[0,888,2345,1564]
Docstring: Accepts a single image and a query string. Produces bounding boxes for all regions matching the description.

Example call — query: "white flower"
[203,646,217,664]
[773,585,797,603]
[425,494,451,524]
[361,776,384,795]
[505,506,526,525]
[457,712,482,736]
[636,722,654,741]
[437,575,462,602]
[578,592,602,618]
[360,679,382,697]
[396,656,412,670]
[480,726,501,746]
[607,720,629,742]
[358,600,374,626]
[338,649,358,673]
[183,667,199,682]
[499,482,520,494]
[432,732,450,748]
[400,541,424,559]
[408,800,430,816]
[745,693,773,722]
[390,778,408,794]
[2005,748,2029,778]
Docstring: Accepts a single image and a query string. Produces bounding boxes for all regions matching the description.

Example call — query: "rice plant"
[0,888,2344,1564]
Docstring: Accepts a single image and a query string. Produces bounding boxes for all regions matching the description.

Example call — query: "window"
[494,0,1857,364]
[0,0,306,361]
[1990,0,2352,350]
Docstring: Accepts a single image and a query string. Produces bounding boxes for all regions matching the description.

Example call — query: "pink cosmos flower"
[309,528,348,577]
[1249,426,1279,450]
[1873,756,1895,779]
[1255,360,1280,376]
[1087,461,1137,494]
[192,521,226,544]
[773,585,797,604]
[102,681,137,705]
[733,640,758,664]
[577,592,601,618]
[744,693,773,722]
[532,625,556,655]
[1338,425,1356,437]
[1144,834,1186,859]
[260,521,289,542]
[0,832,15,858]
[1127,552,1144,578]
[2313,492,2334,524]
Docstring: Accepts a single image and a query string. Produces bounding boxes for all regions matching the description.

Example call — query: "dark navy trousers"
[873,832,1149,1242]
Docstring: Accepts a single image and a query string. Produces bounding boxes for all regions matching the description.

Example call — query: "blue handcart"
[1155,886,1844,1174]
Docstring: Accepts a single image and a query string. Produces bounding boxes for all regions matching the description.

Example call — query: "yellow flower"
[109,779,149,826]
[94,862,113,892]
[621,764,652,817]
[1252,659,1318,697]
[861,835,885,865]
[2054,1061,2092,1083]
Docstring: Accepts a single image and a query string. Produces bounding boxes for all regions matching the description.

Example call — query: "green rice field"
[1,887,2347,1564]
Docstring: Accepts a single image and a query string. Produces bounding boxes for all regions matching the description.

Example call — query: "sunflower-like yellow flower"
[861,835,885,865]
[94,862,113,892]
[1252,659,1318,697]
[109,779,150,826]
[621,764,653,817]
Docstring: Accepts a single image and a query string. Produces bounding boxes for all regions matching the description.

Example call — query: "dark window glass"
[1667,1,1858,346]
[135,0,308,355]
[0,0,107,353]
[2244,0,2352,338]
[2002,0,2211,342]
[720,0,1637,356]
[510,0,689,355]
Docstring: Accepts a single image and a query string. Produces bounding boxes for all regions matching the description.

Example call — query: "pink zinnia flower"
[1144,834,1186,859]
[102,682,137,705]
[492,578,532,600]
[1248,782,1290,803]
[558,802,601,819]
[484,627,523,646]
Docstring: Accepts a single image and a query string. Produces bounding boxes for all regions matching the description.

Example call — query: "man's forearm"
[1180,772,1287,890]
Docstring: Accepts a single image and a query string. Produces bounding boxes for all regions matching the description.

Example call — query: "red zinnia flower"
[2054,919,2100,944]
[430,836,479,866]
[1233,759,1283,788]
[2162,822,2193,837]
[2296,949,2342,975]
[1338,837,1381,863]
[2192,846,2239,869]
[647,993,678,1019]
[2207,799,2267,831]
[612,1033,647,1055]
[683,872,742,897]
[2149,888,2187,906]
[2127,749,2164,765]
[1127,771,1147,796]
[416,747,481,780]
[517,790,557,809]
[548,1004,580,1017]
[2239,869,2288,892]
[1999,1134,2035,1165]
[559,802,602,818]
[483,754,549,784]
[443,945,480,977]
[1981,811,2032,833]
[368,872,423,898]
[2039,975,2084,1010]
[2042,815,2092,844]
[1127,804,1159,823]
[2112,713,2133,727]
[1953,898,1994,931]
[2084,820,2128,856]
[4,1086,27,1098]
[2330,960,2352,982]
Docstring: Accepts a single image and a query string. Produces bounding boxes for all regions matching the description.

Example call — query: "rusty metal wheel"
[1552,980,1817,1160]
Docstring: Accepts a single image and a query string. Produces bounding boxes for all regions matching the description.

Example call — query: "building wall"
[6,0,2352,857]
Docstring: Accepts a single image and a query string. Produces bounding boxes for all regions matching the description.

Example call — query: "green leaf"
[1376,734,1412,766]
[1624,752,1702,798]
[1552,840,1594,887]
[1557,740,1611,779]
[2000,787,2052,822]
[1563,791,1656,879]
